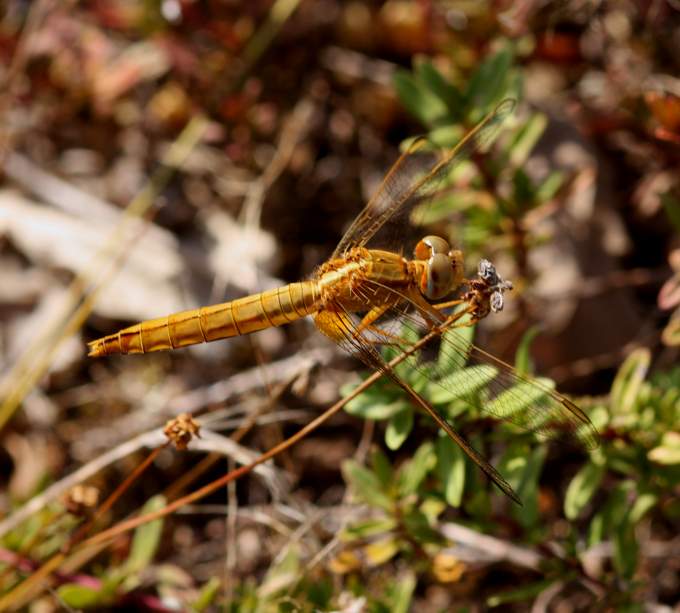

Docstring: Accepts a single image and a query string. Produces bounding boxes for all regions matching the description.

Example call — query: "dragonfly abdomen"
[88,282,321,357]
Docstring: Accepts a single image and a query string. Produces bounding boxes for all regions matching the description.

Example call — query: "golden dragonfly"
[89,99,597,504]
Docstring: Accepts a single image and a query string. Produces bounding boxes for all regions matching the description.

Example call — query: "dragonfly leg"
[433,298,464,310]
[354,304,392,335]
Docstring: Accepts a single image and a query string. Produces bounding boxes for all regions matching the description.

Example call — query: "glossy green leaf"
[364,537,400,566]
[437,316,475,372]
[487,579,558,607]
[507,112,548,167]
[342,460,393,510]
[430,364,497,404]
[466,47,515,118]
[58,584,109,608]
[512,167,535,208]
[535,170,565,203]
[124,495,165,575]
[417,61,463,118]
[389,570,416,613]
[613,518,638,579]
[610,348,650,415]
[386,407,414,450]
[629,492,658,523]
[648,431,680,464]
[398,442,435,496]
[371,447,394,487]
[258,545,300,599]
[393,69,448,126]
[342,517,398,540]
[192,577,221,612]
[661,317,680,347]
[345,391,410,420]
[436,433,465,507]
[514,326,541,376]
[514,445,546,527]
[402,508,440,543]
[564,461,605,520]
[485,378,554,420]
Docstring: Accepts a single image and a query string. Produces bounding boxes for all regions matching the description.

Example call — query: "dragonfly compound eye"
[414,235,451,260]
[421,252,456,300]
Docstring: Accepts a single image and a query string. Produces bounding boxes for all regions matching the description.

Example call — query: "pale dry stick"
[3,152,175,247]
[0,366,378,608]
[0,115,208,431]
[76,315,474,543]
[438,522,543,570]
[73,348,332,456]
[0,420,281,539]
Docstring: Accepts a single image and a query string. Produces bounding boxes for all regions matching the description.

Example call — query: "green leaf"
[389,570,416,613]
[58,584,109,608]
[613,517,638,579]
[485,378,555,421]
[123,495,165,576]
[535,170,565,203]
[431,364,498,404]
[512,167,535,208]
[345,389,410,420]
[342,460,393,510]
[487,579,558,607]
[465,47,515,118]
[426,124,465,148]
[610,348,650,415]
[371,447,394,487]
[629,492,658,523]
[342,517,398,540]
[513,445,546,527]
[398,442,436,496]
[402,508,440,543]
[436,433,466,507]
[648,431,680,464]
[393,69,448,126]
[507,112,548,167]
[564,461,605,520]
[364,537,400,566]
[386,408,414,450]
[661,316,680,346]
[514,326,541,376]
[258,545,300,599]
[416,61,463,119]
[192,577,221,612]
[437,318,475,372]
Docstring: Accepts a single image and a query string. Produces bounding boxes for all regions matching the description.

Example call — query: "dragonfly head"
[414,235,464,301]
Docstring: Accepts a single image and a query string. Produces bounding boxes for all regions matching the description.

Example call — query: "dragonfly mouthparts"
[477,259,513,313]
[463,259,513,318]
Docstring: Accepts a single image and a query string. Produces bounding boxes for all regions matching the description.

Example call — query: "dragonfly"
[88,99,597,504]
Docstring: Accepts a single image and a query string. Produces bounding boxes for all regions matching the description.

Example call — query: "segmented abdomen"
[88,281,320,356]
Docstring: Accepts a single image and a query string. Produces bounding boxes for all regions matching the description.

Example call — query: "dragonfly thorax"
[413,235,464,301]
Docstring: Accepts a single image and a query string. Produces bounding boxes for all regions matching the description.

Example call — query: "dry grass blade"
[0,115,208,431]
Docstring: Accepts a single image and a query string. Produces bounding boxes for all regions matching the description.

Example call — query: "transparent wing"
[315,294,522,505]
[315,280,598,502]
[333,98,516,258]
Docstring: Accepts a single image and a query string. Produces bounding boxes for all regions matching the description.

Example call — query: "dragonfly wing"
[315,294,521,504]
[331,275,598,450]
[315,277,597,496]
[333,99,516,258]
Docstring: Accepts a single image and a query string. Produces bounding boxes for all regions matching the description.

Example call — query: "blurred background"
[0,1,679,610]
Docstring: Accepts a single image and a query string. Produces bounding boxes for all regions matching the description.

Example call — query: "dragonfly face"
[413,235,464,301]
